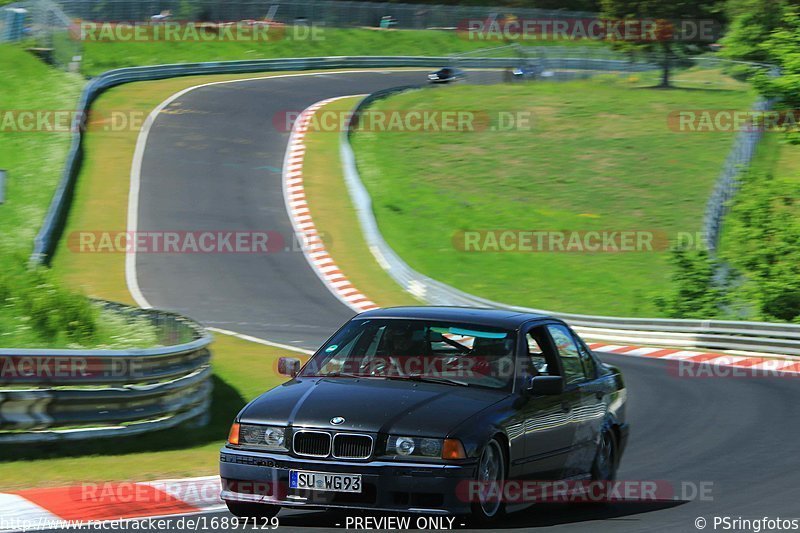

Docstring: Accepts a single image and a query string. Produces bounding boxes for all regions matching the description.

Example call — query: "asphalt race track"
[134,70,502,349]
[76,70,800,531]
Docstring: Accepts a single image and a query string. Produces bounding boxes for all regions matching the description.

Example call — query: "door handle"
[595,391,604,400]
[560,401,571,412]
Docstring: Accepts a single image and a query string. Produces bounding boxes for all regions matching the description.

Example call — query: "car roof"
[355,306,553,329]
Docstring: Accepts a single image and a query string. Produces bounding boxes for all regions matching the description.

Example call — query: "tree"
[751,6,800,109]
[721,0,786,64]
[720,0,791,79]
[600,0,727,87]
[721,168,800,322]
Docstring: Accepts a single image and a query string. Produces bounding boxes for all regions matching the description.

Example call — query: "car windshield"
[300,319,516,390]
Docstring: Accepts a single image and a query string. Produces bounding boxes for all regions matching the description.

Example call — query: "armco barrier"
[0,302,212,442]
[31,55,656,265]
[341,86,800,356]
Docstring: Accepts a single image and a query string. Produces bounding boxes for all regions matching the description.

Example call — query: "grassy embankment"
[350,74,756,317]
[0,44,159,348]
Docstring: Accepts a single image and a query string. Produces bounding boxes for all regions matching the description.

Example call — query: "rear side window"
[546,324,586,385]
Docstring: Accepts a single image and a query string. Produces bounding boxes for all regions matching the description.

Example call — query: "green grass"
[0,44,164,348]
[77,28,596,76]
[351,75,755,317]
[0,45,82,252]
[0,257,159,349]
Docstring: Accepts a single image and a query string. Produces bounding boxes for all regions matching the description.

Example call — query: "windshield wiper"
[384,374,470,387]
[311,371,368,378]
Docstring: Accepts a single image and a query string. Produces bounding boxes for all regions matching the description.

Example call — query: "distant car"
[428,67,465,83]
[220,307,628,522]
[512,62,551,81]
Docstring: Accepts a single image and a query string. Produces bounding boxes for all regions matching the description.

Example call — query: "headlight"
[387,436,444,458]
[235,424,288,452]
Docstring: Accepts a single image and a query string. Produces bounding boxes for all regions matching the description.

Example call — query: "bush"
[654,247,728,319]
[0,254,101,345]
[721,166,800,322]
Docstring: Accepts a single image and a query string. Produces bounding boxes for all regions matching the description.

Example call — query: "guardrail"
[30,55,661,265]
[341,85,800,357]
[0,302,213,442]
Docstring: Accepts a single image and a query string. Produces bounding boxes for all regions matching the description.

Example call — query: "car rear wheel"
[470,438,506,524]
[225,501,280,519]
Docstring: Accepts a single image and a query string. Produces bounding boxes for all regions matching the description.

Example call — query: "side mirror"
[526,375,564,395]
[278,357,301,378]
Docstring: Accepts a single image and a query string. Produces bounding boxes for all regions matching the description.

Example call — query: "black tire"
[470,438,507,524]
[591,429,617,482]
[587,428,617,505]
[225,501,281,518]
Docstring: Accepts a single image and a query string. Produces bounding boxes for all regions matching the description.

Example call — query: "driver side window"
[525,330,551,376]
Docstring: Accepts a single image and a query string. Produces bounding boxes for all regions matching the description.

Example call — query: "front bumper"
[220,446,477,514]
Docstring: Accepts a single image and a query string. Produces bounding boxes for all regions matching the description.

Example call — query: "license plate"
[289,470,362,493]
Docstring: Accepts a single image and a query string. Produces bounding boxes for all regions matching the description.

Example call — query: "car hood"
[239,377,507,437]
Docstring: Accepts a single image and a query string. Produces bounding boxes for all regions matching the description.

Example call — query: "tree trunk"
[660,42,672,88]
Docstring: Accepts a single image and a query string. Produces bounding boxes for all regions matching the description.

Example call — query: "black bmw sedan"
[220,307,628,522]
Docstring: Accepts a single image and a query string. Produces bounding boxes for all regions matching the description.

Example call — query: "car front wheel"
[591,428,617,482]
[225,501,280,519]
[470,438,506,523]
